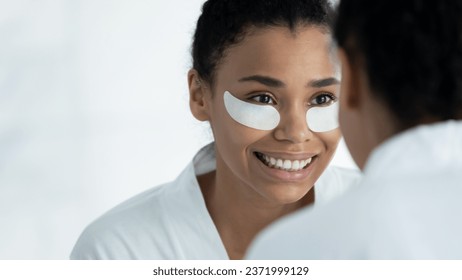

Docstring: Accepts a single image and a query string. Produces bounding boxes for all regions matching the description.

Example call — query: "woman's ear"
[188,69,210,121]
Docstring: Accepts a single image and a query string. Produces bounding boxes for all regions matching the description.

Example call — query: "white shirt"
[70,143,361,259]
[246,121,462,259]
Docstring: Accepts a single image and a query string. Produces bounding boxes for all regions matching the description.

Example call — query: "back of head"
[192,0,334,87]
[335,0,462,129]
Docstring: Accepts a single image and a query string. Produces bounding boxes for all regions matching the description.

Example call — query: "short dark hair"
[334,0,462,128]
[191,0,334,87]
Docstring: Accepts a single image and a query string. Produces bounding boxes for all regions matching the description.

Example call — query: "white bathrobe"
[247,121,462,259]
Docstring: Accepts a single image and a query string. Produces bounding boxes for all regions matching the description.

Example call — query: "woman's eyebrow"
[238,75,340,88]
[308,77,340,88]
[238,75,285,88]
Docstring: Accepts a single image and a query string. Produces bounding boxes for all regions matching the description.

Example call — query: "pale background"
[0,0,354,259]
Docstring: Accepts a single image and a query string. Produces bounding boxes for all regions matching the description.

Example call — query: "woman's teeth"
[255,152,313,172]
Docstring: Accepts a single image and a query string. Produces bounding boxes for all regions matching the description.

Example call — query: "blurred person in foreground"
[247,0,462,259]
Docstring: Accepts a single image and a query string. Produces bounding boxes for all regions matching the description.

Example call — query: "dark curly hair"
[334,0,462,129]
[191,0,334,87]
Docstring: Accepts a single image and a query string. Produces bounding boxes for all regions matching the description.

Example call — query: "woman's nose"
[273,107,313,143]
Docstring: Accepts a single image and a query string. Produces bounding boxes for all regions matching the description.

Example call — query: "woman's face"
[204,25,341,205]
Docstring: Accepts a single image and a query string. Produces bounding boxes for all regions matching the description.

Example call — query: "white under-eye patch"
[223,90,339,132]
[306,101,339,132]
[223,91,280,130]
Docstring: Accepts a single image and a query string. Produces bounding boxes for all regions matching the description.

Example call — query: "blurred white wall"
[0,0,356,259]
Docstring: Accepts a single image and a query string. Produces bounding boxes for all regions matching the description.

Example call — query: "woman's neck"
[197,169,315,260]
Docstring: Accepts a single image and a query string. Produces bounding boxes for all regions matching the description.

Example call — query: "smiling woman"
[70,0,361,260]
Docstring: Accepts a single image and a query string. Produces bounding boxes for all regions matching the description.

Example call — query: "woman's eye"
[250,94,275,105]
[311,93,335,106]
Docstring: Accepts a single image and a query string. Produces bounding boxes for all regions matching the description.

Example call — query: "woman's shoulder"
[69,181,180,259]
[96,182,173,224]
[70,158,206,259]
[70,145,218,259]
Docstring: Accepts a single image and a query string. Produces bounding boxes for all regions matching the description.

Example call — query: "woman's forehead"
[214,26,339,86]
